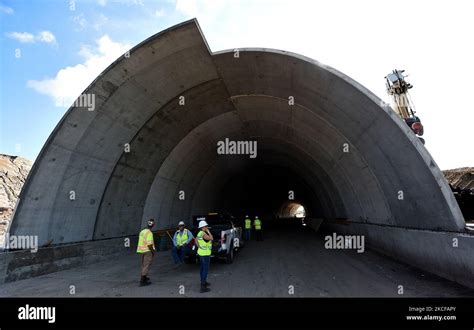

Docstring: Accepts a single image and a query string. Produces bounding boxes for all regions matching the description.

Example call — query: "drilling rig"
[385,69,425,144]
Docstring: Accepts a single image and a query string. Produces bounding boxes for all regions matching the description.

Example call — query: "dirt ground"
[1,224,472,298]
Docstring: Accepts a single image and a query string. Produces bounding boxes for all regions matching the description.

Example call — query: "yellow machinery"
[385,69,425,144]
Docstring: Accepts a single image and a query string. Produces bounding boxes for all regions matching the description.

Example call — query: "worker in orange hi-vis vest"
[136,218,156,286]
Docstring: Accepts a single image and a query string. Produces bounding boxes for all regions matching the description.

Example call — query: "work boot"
[200,284,210,293]
[204,282,211,287]
[140,276,151,286]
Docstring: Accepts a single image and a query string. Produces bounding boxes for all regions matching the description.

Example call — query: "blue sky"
[1,0,473,169]
[1,0,183,161]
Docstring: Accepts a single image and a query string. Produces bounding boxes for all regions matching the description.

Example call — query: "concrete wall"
[0,237,134,284]
[0,232,173,284]
[320,221,474,289]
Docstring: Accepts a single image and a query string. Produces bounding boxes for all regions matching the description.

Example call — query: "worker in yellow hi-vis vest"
[136,218,156,286]
[244,215,252,241]
[254,216,263,241]
[172,221,194,265]
[196,220,213,293]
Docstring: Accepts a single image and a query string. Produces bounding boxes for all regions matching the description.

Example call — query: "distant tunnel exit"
[278,202,307,219]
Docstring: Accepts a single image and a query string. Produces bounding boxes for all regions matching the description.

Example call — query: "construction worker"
[136,218,156,286]
[244,215,252,241]
[196,220,213,293]
[254,216,263,241]
[172,221,194,265]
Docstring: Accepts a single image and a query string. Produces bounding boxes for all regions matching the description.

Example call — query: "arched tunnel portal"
[9,19,473,288]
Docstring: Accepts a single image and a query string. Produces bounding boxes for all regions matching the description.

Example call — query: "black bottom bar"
[1,298,473,329]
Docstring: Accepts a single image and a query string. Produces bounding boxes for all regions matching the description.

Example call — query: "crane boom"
[385,69,425,143]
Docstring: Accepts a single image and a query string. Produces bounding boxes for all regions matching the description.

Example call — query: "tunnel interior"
[139,134,335,233]
[189,156,318,222]
[134,113,355,236]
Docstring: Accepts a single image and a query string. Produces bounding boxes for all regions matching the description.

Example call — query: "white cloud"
[0,4,14,14]
[155,8,165,17]
[175,0,228,21]
[5,30,57,44]
[98,0,107,6]
[175,0,198,17]
[27,35,131,107]
[5,32,35,43]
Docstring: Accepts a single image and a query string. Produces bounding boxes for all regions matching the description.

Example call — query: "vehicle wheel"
[225,248,234,264]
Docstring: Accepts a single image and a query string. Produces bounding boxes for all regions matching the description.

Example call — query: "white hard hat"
[198,220,208,228]
[178,221,185,226]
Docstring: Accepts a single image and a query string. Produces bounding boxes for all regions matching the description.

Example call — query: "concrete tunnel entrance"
[7,19,474,289]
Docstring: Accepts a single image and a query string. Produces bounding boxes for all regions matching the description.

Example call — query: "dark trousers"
[244,229,251,241]
[199,256,210,284]
[172,245,188,264]
[256,230,263,241]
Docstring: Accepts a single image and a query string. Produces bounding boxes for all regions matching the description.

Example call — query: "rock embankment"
[0,154,32,246]
[443,167,474,190]
[443,167,474,222]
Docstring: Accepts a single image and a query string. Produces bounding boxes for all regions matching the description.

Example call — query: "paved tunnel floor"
[1,224,472,297]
